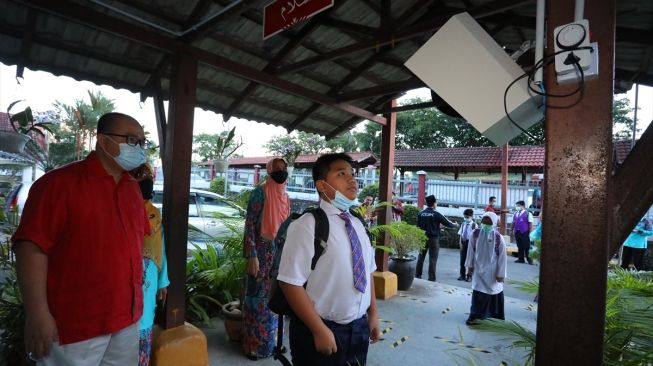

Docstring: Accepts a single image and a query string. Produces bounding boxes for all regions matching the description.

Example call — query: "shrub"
[388,221,428,259]
[402,204,420,226]
[209,177,225,195]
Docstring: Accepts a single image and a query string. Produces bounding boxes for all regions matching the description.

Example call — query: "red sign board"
[263,0,334,40]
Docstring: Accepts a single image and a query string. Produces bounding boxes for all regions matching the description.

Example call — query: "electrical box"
[553,20,592,77]
[556,42,599,85]
[404,12,543,146]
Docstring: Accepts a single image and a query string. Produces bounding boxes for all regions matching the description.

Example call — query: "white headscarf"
[482,211,499,227]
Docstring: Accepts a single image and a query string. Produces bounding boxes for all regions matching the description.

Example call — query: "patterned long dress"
[139,202,169,366]
[242,186,279,359]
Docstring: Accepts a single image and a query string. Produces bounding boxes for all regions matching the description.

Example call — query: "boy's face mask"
[321,181,359,211]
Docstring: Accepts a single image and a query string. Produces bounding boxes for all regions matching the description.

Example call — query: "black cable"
[503,72,539,141]
[502,45,590,142]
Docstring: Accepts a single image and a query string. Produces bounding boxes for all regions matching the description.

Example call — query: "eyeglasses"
[100,132,153,149]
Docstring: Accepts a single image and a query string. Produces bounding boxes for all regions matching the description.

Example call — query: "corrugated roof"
[200,151,378,168]
[395,145,545,169]
[0,0,650,139]
[614,139,634,165]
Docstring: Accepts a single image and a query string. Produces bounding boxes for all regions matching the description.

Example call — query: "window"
[151,191,199,217]
[197,194,239,218]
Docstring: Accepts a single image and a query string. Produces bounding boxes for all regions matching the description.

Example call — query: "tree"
[193,127,244,162]
[325,131,358,153]
[353,122,382,155]
[264,132,325,167]
[54,90,115,160]
[613,96,637,141]
[353,95,636,151]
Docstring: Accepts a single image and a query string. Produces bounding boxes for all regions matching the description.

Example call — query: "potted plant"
[211,127,243,173]
[1,101,53,155]
[386,221,427,290]
[185,216,246,342]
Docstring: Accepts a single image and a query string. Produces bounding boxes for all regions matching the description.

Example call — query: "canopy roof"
[0,0,651,138]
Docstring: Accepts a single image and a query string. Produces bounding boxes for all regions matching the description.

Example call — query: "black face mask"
[139,179,154,200]
[269,170,288,184]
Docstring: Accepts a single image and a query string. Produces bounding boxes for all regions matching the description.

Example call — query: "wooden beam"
[109,0,184,25]
[536,0,615,364]
[326,93,401,139]
[319,17,378,37]
[161,53,197,329]
[376,99,397,272]
[153,81,167,160]
[609,121,653,255]
[337,78,425,102]
[20,0,386,125]
[180,0,259,43]
[275,0,533,74]
[222,18,321,121]
[287,48,395,131]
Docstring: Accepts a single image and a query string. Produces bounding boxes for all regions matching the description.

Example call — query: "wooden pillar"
[609,121,653,254]
[153,81,167,160]
[536,0,615,364]
[417,170,426,209]
[500,144,508,234]
[376,99,396,272]
[161,53,197,329]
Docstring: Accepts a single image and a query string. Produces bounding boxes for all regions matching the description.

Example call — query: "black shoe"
[515,259,525,263]
[465,319,477,326]
[428,278,436,282]
[465,274,472,282]
[246,354,258,361]
[457,276,465,281]
[527,259,534,265]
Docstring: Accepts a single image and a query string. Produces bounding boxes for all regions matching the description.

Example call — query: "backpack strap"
[305,207,329,270]
[472,228,480,251]
[494,230,501,257]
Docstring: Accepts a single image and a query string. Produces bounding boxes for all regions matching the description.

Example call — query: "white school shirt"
[277,200,376,324]
[458,219,476,241]
[465,228,508,295]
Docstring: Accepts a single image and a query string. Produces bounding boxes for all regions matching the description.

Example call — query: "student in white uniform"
[278,153,380,366]
[465,212,507,325]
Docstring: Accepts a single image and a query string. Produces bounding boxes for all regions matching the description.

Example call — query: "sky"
[0,63,651,157]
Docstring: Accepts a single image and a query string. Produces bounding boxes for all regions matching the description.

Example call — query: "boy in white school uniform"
[278,153,380,366]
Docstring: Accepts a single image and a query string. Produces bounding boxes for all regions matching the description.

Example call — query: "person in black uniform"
[416,195,459,282]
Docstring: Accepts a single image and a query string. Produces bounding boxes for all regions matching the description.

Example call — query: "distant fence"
[189,167,539,209]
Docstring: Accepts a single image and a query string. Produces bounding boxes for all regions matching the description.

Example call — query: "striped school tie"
[338,212,366,293]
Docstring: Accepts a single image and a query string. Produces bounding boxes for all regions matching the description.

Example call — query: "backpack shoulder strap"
[305,207,329,270]
[494,230,501,256]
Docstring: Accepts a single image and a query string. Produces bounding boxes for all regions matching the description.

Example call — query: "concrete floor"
[202,248,540,366]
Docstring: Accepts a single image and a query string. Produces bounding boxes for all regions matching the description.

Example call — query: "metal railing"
[187,167,538,208]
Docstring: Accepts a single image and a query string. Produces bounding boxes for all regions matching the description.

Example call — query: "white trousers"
[37,322,139,366]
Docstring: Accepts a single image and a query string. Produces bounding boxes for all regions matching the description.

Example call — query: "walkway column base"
[152,323,208,366]
[373,271,398,300]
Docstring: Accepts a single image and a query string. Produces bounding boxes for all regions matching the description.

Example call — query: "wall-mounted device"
[553,19,595,83]
[404,12,543,146]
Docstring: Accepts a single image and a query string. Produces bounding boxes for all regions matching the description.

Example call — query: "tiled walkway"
[203,249,539,366]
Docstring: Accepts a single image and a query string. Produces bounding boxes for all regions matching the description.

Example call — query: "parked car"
[187,224,224,259]
[0,182,13,197]
[3,182,31,221]
[151,185,244,239]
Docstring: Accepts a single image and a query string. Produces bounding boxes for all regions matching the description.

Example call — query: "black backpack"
[268,206,370,365]
[268,207,329,316]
